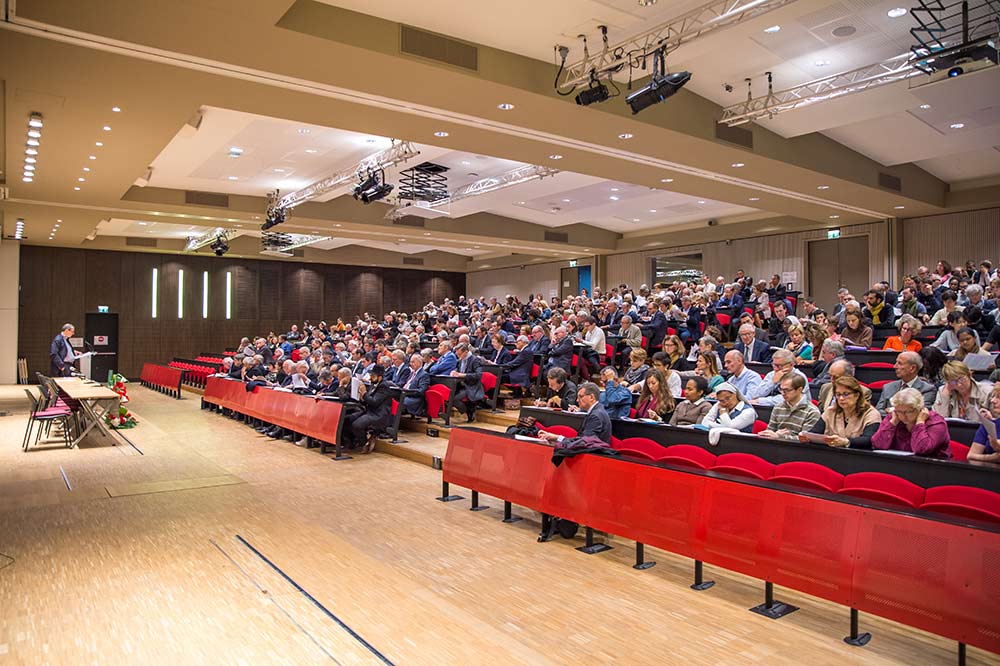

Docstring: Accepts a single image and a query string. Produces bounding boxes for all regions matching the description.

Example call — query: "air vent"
[126,236,158,247]
[403,257,424,266]
[715,123,754,149]
[400,25,478,71]
[544,231,569,243]
[185,190,230,207]
[392,216,426,228]
[878,172,902,192]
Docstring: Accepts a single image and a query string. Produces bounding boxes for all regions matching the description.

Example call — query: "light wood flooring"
[0,386,997,665]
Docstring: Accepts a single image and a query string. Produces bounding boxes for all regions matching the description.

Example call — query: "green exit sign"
[569,259,577,267]
[98,305,110,313]
[827,228,841,239]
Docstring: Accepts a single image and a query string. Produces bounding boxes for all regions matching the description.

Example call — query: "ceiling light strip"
[0,17,887,219]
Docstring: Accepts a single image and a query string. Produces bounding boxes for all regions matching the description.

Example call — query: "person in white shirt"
[702,383,757,433]
[723,350,764,398]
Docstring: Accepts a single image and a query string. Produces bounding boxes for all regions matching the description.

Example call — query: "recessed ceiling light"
[764,25,781,33]
[618,133,634,139]
[749,197,760,201]
[73,186,81,191]
[24,164,35,171]
[334,223,342,227]
[83,167,90,172]
[423,232,431,236]
[57,219,62,223]
[562,198,571,202]
[434,131,449,137]
[661,178,674,183]
[25,157,36,164]
[22,177,33,183]
[950,122,965,129]
[102,126,111,131]
[227,176,238,181]
[548,154,563,160]
[894,205,905,209]
[273,168,287,173]
[26,148,38,156]
[814,59,832,67]
[632,218,640,222]
[817,185,830,190]
[609,195,620,201]
[304,149,318,154]
[829,214,840,219]
[28,116,43,128]
[731,162,745,168]
[918,104,931,110]
[297,128,311,134]
[461,160,471,166]
[649,209,657,213]
[77,177,85,182]
[498,103,515,110]
[610,187,620,192]
[95,141,103,147]
[27,129,41,138]
[398,238,406,241]
[112,106,121,112]
[229,146,244,157]
[26,138,39,147]
[516,201,526,205]
[89,155,96,160]
[887,7,907,17]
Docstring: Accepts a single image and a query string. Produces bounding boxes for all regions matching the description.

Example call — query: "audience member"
[872,388,952,458]
[970,385,1000,462]
[536,367,577,409]
[635,369,675,421]
[803,376,880,449]
[670,376,712,426]
[759,374,821,439]
[599,367,633,420]
[702,383,757,433]
[932,360,989,422]
[883,314,924,352]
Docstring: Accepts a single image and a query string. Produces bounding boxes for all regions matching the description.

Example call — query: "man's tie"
[745,343,752,362]
[404,371,416,389]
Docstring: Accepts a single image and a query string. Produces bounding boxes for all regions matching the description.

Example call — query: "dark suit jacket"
[605,311,624,329]
[388,364,410,386]
[50,334,74,376]
[454,354,485,402]
[546,337,573,372]
[361,379,394,427]
[875,378,937,413]
[648,310,668,347]
[485,347,513,366]
[401,368,431,414]
[503,349,534,386]
[580,403,613,443]
[733,339,773,363]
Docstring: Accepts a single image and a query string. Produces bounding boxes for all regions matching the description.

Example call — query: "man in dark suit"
[733,324,773,364]
[387,350,410,386]
[348,364,393,453]
[502,335,534,396]
[526,326,550,356]
[451,343,485,422]
[875,351,937,414]
[539,382,612,444]
[545,326,573,372]
[400,354,431,416]
[647,303,668,348]
[50,323,77,377]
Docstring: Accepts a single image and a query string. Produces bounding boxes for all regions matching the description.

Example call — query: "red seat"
[837,472,925,508]
[867,379,893,389]
[616,448,657,461]
[752,420,768,434]
[711,452,775,480]
[391,399,399,416]
[610,435,624,448]
[657,444,717,470]
[539,424,578,439]
[605,343,615,365]
[617,436,665,458]
[860,362,894,369]
[919,485,1000,524]
[715,313,732,328]
[425,384,450,420]
[530,363,540,380]
[770,461,845,492]
[950,441,970,462]
[481,372,497,394]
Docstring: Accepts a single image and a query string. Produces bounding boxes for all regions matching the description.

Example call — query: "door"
[808,236,869,312]
[560,267,579,301]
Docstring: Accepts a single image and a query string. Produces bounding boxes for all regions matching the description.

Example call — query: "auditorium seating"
[425,384,451,423]
[837,472,926,508]
[140,363,184,398]
[656,444,717,469]
[539,424,578,439]
[711,452,775,480]
[769,461,845,493]
[919,485,1000,524]
[949,441,970,462]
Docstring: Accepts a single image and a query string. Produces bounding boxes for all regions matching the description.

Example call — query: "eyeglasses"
[947,377,969,386]
[779,386,798,394]
[772,362,790,369]
[834,392,856,399]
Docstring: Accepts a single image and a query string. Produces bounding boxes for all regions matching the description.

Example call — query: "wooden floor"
[0,386,996,665]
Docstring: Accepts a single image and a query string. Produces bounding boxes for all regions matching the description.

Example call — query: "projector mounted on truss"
[185,227,235,256]
[398,162,450,203]
[260,231,331,257]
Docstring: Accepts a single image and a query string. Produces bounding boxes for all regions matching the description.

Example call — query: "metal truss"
[557,0,799,89]
[718,52,922,126]
[261,232,331,252]
[274,141,420,211]
[910,0,999,60]
[185,227,234,252]
[429,164,559,208]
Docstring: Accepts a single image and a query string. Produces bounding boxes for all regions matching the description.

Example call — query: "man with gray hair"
[619,315,642,356]
[545,325,574,373]
[539,382,612,444]
[817,360,871,410]
[875,350,937,414]
[501,335,534,396]
[451,342,484,422]
[749,348,809,406]
[812,338,846,384]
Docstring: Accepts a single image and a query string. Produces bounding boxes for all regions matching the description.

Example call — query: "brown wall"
[18,246,464,378]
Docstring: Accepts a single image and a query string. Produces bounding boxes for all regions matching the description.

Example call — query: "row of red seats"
[537,427,999,524]
[139,363,183,398]
[196,356,224,364]
[167,361,218,388]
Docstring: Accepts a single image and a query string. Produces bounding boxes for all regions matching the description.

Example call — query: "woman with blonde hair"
[933,360,990,422]
[800,376,880,449]
[785,323,813,361]
[623,348,650,390]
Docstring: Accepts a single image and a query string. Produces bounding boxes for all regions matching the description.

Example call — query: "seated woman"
[872,387,952,458]
[840,306,873,348]
[933,360,990,422]
[701,382,757,433]
[785,323,813,363]
[649,351,684,399]
[931,310,976,353]
[623,348,650,390]
[682,350,724,392]
[971,385,1000,462]
[662,335,686,371]
[800,376,880,449]
[670,376,712,426]
[634,369,675,422]
[947,326,996,371]
[883,314,924,352]
[485,333,513,366]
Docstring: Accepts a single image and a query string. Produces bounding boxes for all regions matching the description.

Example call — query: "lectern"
[83,312,119,381]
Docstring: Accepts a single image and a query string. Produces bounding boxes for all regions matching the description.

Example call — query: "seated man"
[722,350,764,399]
[759,374,821,439]
[427,340,458,375]
[544,326,573,373]
[733,323,773,364]
[450,342,484,423]
[345,364,393,454]
[538,382,612,444]
[501,335,534,397]
[816,360,871,410]
[618,315,643,357]
[748,349,809,407]
[534,367,577,409]
[400,353,430,416]
[598,367,632,420]
[862,289,895,328]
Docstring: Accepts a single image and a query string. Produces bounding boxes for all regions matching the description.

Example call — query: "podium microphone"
[85,340,95,352]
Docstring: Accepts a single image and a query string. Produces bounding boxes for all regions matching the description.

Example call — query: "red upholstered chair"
[425,384,451,421]
[837,472,925,508]
[618,436,665,458]
[539,424,578,439]
[657,444,717,470]
[860,362,894,369]
[481,371,497,394]
[605,343,616,365]
[867,379,893,389]
[949,441,970,462]
[715,313,732,328]
[711,452,775,480]
[610,435,624,448]
[770,461,845,492]
[752,420,768,434]
[919,485,1000,524]
[617,448,658,461]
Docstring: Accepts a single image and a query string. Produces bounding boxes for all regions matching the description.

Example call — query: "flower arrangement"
[105,373,138,429]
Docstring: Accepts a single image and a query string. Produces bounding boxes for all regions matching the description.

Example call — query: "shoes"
[283,433,296,442]
[362,433,377,454]
[256,425,271,433]
[266,427,283,438]
[294,437,308,447]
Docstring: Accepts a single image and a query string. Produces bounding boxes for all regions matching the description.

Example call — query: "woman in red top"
[883,314,924,352]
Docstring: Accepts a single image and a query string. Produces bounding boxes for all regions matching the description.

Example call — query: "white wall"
[0,242,20,383]
[466,257,594,301]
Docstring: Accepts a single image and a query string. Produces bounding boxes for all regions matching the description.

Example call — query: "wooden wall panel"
[18,247,464,377]
[901,207,1000,275]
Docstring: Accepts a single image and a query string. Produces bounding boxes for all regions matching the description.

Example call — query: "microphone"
[85,340,95,352]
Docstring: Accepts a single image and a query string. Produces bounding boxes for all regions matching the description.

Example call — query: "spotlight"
[352,168,393,204]
[352,172,378,200]
[260,207,286,231]
[361,181,393,204]
[948,66,964,77]
[210,235,230,256]
[627,70,692,114]
[575,82,610,106]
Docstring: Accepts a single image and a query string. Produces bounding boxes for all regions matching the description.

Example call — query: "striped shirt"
[767,396,821,435]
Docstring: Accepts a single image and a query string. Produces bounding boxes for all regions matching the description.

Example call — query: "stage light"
[948,66,964,77]
[627,70,692,114]
[352,169,393,204]
[210,234,230,256]
[575,82,610,106]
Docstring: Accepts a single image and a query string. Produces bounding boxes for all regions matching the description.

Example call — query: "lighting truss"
[910,0,999,65]
[260,231,331,252]
[557,0,799,90]
[185,227,235,252]
[274,141,419,211]
[414,164,559,211]
[718,53,922,126]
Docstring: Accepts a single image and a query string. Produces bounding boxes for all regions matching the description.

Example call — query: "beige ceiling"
[2,0,999,272]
